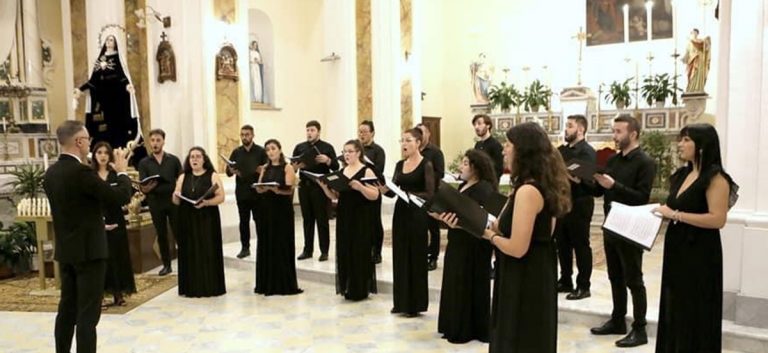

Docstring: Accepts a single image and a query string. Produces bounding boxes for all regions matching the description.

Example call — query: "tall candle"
[646,1,654,42]
[623,4,630,43]
[672,0,677,51]
[43,152,49,170]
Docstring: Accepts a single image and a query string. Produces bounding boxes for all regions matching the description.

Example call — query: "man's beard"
[242,139,252,146]
[615,136,630,151]
[564,132,576,143]
[476,127,488,137]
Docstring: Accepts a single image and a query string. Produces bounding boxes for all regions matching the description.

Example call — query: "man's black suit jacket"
[43,154,133,264]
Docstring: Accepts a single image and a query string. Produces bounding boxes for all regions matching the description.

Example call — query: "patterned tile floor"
[0,267,746,353]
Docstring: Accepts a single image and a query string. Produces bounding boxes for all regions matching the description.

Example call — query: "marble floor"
[0,267,746,353]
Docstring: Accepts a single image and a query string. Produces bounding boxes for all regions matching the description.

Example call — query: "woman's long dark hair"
[183,146,215,173]
[674,123,739,207]
[506,122,571,217]
[91,141,114,172]
[264,139,286,166]
[464,149,498,191]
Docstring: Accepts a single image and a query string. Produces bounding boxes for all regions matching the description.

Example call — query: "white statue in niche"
[249,40,265,104]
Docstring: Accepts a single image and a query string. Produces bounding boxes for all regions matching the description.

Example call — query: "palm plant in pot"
[605,78,633,110]
[523,80,552,113]
[641,73,681,108]
[4,163,45,203]
[487,81,521,113]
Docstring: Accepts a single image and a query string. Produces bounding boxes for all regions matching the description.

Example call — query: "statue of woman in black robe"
[74,33,145,164]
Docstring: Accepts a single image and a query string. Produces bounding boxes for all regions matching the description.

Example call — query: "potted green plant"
[487,82,522,113]
[0,221,37,278]
[4,163,45,201]
[641,73,681,108]
[605,78,633,109]
[523,80,552,113]
[641,130,675,200]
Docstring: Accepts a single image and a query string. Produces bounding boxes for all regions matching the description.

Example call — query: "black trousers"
[372,196,384,257]
[604,231,647,329]
[148,201,178,267]
[555,197,594,289]
[55,259,107,353]
[427,217,441,261]
[236,197,260,250]
[298,181,330,255]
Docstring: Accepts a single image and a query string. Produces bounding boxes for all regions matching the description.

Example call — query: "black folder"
[177,183,219,205]
[424,182,491,238]
[484,192,508,217]
[290,146,321,167]
[321,171,352,192]
[133,174,162,186]
[565,158,605,181]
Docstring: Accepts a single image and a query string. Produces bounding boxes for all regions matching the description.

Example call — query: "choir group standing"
[48,113,736,353]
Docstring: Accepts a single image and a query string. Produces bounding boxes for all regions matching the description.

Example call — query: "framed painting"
[586,0,625,46]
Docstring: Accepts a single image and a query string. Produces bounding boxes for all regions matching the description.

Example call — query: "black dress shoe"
[236,248,250,259]
[318,253,329,262]
[566,288,591,300]
[427,259,438,271]
[372,254,382,264]
[556,281,574,293]
[615,328,648,347]
[404,312,420,318]
[158,266,172,276]
[297,252,312,260]
[590,319,627,335]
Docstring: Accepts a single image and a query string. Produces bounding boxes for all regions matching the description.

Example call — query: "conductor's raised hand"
[111,148,128,173]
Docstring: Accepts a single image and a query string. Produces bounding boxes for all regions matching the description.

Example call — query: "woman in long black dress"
[92,141,136,306]
[377,128,435,317]
[318,140,379,301]
[253,139,303,296]
[652,124,737,353]
[431,149,495,343]
[441,122,571,352]
[172,147,226,297]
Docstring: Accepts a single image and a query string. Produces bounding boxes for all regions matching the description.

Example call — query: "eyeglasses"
[76,136,93,144]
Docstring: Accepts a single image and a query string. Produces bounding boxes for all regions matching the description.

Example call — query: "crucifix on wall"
[572,26,592,86]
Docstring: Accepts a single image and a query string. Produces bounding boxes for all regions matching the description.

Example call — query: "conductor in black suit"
[44,120,133,353]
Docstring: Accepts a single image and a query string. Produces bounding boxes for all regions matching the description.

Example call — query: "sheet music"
[384,177,409,202]
[603,202,663,250]
[300,171,324,179]
[408,194,426,207]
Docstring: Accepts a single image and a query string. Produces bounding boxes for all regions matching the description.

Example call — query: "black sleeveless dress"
[335,166,377,300]
[438,180,494,343]
[177,169,226,297]
[489,182,557,353]
[102,171,136,296]
[655,166,724,352]
[390,158,434,314]
[254,163,302,296]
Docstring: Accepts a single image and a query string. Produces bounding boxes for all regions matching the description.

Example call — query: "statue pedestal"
[681,92,710,125]
[470,103,491,115]
[559,86,596,131]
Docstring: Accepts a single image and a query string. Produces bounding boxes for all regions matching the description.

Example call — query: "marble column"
[21,0,43,86]
[399,0,413,132]
[69,0,87,120]
[213,0,240,173]
[124,0,151,140]
[371,0,402,171]
[356,0,372,125]
[716,0,768,328]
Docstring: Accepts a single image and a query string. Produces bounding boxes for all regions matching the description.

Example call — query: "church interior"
[1,0,768,352]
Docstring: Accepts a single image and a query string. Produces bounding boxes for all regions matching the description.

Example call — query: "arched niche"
[248,9,275,109]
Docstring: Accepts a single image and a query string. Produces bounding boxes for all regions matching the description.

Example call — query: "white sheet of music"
[603,202,663,250]
[384,177,409,202]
